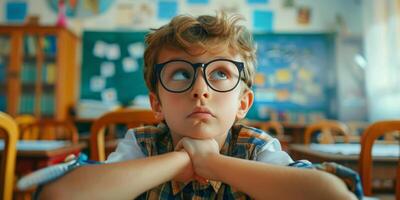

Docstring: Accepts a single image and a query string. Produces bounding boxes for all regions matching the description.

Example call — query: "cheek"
[215,93,241,115]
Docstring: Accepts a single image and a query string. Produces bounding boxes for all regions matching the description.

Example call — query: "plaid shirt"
[133,122,293,200]
[32,123,362,199]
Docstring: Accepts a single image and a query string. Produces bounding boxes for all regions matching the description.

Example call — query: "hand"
[172,150,195,183]
[176,137,220,179]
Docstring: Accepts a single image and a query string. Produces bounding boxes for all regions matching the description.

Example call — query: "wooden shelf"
[0,25,79,120]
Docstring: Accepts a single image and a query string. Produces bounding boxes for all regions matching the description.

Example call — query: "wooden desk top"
[289,144,399,163]
[0,140,87,158]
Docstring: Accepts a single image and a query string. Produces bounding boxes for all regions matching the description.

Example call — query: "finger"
[194,174,208,184]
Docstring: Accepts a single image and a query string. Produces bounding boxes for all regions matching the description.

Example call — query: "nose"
[190,70,210,99]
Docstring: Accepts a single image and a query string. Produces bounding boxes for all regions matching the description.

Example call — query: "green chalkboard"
[80,31,149,105]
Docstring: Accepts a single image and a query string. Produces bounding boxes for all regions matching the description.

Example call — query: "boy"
[40,13,356,199]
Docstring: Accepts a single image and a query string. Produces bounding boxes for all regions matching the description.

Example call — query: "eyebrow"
[162,56,234,63]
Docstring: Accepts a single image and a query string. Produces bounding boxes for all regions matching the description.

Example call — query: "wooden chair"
[304,120,350,144]
[0,112,19,200]
[241,120,289,150]
[20,119,79,143]
[397,160,400,200]
[359,120,400,197]
[14,115,37,131]
[242,120,284,138]
[90,109,159,161]
[346,121,369,143]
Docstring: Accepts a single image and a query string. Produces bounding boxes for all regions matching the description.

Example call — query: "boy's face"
[149,46,254,147]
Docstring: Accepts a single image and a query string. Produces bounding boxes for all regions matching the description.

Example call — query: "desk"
[0,140,86,176]
[289,144,399,192]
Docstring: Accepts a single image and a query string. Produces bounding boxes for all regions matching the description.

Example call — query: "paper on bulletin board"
[276,69,292,83]
[254,73,266,86]
[158,1,177,20]
[93,41,107,58]
[253,10,273,31]
[90,76,105,92]
[276,89,290,101]
[100,62,115,77]
[290,91,307,105]
[255,88,276,102]
[106,43,121,60]
[101,88,118,103]
[298,68,312,81]
[128,42,145,58]
[123,57,138,72]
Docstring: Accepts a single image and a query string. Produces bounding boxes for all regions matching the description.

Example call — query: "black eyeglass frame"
[153,58,245,93]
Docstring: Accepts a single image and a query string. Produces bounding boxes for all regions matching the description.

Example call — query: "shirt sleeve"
[255,138,294,166]
[105,129,145,163]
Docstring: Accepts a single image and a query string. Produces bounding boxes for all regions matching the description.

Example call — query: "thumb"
[174,138,185,151]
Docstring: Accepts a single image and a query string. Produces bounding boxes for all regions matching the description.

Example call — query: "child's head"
[144,12,256,94]
[143,12,257,145]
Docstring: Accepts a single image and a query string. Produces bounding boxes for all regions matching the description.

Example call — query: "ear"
[236,89,254,120]
[149,92,164,121]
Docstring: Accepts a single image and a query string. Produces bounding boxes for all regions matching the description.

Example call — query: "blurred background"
[0,0,399,123]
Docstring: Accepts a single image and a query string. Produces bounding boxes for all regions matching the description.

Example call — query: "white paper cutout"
[100,62,115,77]
[122,57,138,72]
[90,76,106,92]
[101,88,118,103]
[106,43,121,60]
[128,42,145,58]
[93,41,107,58]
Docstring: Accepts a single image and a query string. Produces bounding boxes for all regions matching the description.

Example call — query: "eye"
[209,70,228,80]
[171,70,192,81]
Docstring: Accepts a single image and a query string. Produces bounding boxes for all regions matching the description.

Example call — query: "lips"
[188,107,215,118]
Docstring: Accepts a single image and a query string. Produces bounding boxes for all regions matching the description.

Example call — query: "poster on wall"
[253,10,274,32]
[6,1,27,23]
[187,0,209,4]
[158,1,178,20]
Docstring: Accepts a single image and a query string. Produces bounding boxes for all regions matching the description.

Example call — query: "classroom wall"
[0,0,367,121]
[0,0,362,35]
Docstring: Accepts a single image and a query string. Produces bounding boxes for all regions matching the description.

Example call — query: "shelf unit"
[0,25,79,120]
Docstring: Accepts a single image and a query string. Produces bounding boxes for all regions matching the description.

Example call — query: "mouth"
[187,107,215,118]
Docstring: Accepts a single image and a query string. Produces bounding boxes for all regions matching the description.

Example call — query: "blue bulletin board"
[248,33,336,122]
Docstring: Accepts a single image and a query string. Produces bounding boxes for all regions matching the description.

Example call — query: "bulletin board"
[80,31,149,105]
[248,33,336,121]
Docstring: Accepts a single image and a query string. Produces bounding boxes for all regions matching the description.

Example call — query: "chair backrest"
[247,121,285,139]
[20,119,79,143]
[358,120,400,196]
[0,112,19,200]
[90,109,159,161]
[14,115,37,131]
[304,120,350,144]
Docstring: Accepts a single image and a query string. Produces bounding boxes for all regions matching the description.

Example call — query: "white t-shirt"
[105,129,294,166]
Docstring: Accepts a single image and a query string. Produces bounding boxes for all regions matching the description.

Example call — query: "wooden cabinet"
[0,25,79,120]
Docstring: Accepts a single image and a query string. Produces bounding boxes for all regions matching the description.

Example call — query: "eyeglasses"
[154,58,245,93]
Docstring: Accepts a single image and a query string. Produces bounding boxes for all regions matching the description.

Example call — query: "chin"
[184,125,218,139]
